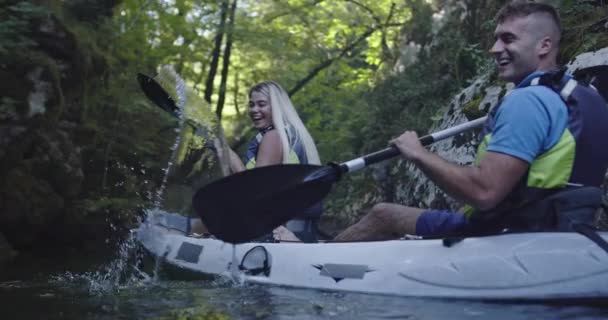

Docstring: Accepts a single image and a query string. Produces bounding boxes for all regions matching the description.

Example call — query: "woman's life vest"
[244,125,306,169]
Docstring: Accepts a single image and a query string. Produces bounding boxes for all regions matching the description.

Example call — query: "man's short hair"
[496,1,562,41]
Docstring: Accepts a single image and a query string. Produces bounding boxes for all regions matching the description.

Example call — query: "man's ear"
[538,36,553,56]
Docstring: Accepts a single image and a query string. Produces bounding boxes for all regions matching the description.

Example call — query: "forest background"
[1,0,607,258]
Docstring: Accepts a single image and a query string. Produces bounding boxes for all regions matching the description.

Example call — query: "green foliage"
[559,2,608,62]
[0,2,49,54]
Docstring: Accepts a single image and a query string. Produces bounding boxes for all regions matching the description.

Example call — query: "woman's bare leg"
[272,225,301,242]
[190,219,209,235]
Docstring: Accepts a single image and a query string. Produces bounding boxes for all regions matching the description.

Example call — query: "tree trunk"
[203,0,229,104]
[233,68,241,115]
[215,0,238,119]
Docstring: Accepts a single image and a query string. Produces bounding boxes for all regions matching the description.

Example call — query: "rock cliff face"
[394,47,608,213]
[0,8,105,262]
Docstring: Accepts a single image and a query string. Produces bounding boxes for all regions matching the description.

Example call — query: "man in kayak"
[335,1,608,241]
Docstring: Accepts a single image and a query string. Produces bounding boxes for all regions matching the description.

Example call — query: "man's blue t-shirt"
[486,72,569,163]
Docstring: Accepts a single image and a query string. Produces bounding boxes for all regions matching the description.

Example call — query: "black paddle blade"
[136,73,180,117]
[192,164,339,243]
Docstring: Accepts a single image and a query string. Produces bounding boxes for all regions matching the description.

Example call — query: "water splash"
[50,232,152,295]
[150,65,228,206]
[152,137,182,208]
[150,66,189,208]
[50,66,230,295]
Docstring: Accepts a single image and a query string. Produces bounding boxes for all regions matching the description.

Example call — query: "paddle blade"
[192,164,338,243]
[137,73,180,117]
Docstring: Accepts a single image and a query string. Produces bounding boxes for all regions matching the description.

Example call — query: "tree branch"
[343,0,382,25]
[288,25,382,96]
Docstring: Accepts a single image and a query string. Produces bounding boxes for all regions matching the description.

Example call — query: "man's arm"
[392,131,529,210]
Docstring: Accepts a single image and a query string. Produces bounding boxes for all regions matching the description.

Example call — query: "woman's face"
[249,90,273,130]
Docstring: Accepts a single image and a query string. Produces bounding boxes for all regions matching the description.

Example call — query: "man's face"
[490,15,542,84]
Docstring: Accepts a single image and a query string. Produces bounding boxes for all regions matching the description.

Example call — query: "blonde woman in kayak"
[227,80,320,172]
[194,81,321,242]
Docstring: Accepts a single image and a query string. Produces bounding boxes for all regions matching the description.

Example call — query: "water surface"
[1,246,607,320]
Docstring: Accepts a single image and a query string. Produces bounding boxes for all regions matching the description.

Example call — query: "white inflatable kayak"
[136,211,608,300]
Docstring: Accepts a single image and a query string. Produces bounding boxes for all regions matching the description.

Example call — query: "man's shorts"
[415,210,469,236]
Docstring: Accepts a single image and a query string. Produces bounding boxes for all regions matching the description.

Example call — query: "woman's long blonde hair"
[249,81,321,165]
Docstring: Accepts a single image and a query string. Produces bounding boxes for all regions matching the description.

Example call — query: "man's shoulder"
[502,85,566,113]
[493,84,568,134]
[509,84,561,101]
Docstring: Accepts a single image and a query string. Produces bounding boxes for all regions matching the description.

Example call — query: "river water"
[2,236,607,320]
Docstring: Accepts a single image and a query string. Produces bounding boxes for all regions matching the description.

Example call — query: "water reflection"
[3,269,608,320]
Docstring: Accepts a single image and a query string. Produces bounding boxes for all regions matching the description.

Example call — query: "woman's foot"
[272,225,301,242]
[190,219,211,237]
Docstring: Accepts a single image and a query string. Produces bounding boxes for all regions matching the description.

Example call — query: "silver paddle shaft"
[340,116,487,173]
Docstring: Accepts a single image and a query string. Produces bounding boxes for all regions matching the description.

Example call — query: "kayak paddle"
[137,72,219,146]
[192,116,487,243]
[137,73,181,117]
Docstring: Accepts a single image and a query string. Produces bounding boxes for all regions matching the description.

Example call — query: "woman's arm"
[228,148,246,173]
[255,129,283,167]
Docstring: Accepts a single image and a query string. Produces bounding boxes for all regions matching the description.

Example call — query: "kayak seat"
[504,186,603,232]
[285,218,318,243]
